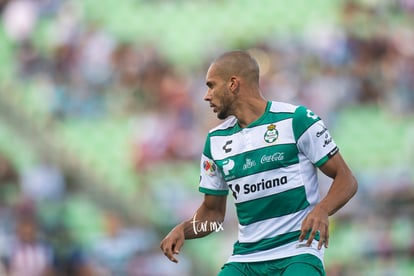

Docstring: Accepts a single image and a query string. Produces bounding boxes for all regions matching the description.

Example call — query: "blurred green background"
[0,0,413,275]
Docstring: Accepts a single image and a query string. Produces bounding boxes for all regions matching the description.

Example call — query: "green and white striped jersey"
[199,101,338,263]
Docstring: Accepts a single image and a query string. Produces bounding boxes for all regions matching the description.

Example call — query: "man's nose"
[203,90,211,101]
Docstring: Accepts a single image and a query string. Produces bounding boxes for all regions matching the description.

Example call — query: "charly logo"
[222,140,233,153]
[203,160,217,176]
[264,124,279,143]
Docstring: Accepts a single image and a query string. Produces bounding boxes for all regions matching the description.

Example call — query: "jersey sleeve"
[199,134,228,195]
[293,106,339,167]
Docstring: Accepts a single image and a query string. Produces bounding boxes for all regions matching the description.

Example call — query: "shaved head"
[211,50,260,87]
[204,50,265,122]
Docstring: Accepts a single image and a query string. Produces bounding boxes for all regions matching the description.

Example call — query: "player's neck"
[235,97,268,128]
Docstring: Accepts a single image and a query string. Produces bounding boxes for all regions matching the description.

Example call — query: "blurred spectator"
[0,153,18,186]
[0,154,19,275]
[0,0,10,14]
[127,248,192,276]
[48,223,94,276]
[111,42,141,91]
[136,46,171,109]
[131,68,202,172]
[2,214,55,276]
[108,41,143,115]
[20,155,65,203]
[16,40,48,78]
[2,0,38,43]
[77,24,115,90]
[50,25,112,119]
[89,210,157,276]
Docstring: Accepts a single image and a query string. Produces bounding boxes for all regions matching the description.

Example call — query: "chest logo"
[222,159,235,176]
[222,140,233,153]
[264,124,279,143]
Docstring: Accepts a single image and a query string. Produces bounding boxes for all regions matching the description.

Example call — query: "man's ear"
[229,76,239,93]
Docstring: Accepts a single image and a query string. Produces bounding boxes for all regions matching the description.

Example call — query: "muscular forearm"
[179,207,225,239]
[319,172,357,216]
[317,153,358,216]
[160,194,226,263]
[300,153,358,249]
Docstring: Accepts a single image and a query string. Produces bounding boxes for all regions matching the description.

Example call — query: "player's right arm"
[160,194,227,263]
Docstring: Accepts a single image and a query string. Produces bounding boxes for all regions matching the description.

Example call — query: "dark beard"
[217,97,232,120]
[217,110,228,120]
[217,107,231,120]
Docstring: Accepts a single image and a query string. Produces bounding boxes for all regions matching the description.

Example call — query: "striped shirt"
[199,101,338,263]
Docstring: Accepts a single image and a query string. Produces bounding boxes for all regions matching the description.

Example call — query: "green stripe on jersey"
[233,230,320,255]
[293,106,321,141]
[216,144,299,181]
[199,187,229,195]
[234,230,300,255]
[315,155,329,167]
[236,186,309,226]
[203,134,213,159]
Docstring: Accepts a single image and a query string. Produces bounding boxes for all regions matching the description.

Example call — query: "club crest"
[264,124,279,143]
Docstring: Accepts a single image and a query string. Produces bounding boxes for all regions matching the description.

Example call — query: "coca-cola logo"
[260,152,285,164]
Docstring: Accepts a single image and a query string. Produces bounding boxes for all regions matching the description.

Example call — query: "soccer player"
[160,50,358,275]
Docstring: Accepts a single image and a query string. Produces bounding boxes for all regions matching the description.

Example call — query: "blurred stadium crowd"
[0,0,414,275]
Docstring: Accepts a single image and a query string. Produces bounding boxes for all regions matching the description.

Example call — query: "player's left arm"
[299,152,358,249]
[318,152,358,215]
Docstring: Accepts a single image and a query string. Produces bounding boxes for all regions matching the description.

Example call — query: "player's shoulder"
[268,101,298,114]
[269,101,319,120]
[208,116,238,135]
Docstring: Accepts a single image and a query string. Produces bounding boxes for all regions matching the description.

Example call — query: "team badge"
[203,160,217,176]
[264,124,279,143]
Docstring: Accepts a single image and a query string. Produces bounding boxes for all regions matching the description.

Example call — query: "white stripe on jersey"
[238,207,309,243]
[210,119,295,160]
[227,239,325,264]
